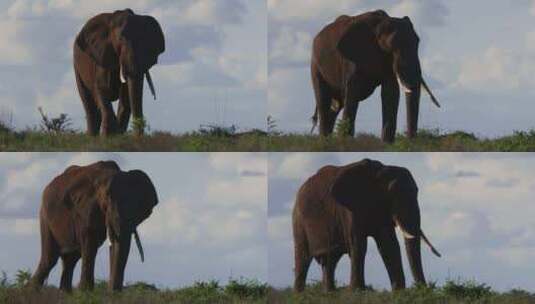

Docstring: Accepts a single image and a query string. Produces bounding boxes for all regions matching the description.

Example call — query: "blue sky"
[0,0,266,133]
[269,153,535,291]
[0,153,267,288]
[268,0,535,137]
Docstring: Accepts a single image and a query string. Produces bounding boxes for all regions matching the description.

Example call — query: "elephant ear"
[142,15,165,56]
[75,14,119,68]
[123,15,165,60]
[336,15,385,68]
[329,159,383,211]
[377,166,418,199]
[109,170,158,224]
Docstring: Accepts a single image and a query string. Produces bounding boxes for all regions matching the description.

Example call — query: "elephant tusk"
[421,77,441,108]
[133,229,145,263]
[399,227,416,239]
[146,71,157,100]
[420,229,441,257]
[397,77,412,93]
[120,65,127,83]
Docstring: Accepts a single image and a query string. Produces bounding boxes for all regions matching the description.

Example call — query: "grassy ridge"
[3,126,535,151]
[0,271,267,304]
[269,281,535,304]
[3,271,535,303]
[268,129,535,152]
[0,130,268,152]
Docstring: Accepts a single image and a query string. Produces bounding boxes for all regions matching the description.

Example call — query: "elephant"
[292,159,440,292]
[73,9,165,136]
[29,161,158,292]
[310,10,440,142]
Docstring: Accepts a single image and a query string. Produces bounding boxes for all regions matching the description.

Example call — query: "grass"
[0,125,268,152]
[2,271,534,303]
[5,115,535,152]
[0,271,268,304]
[267,129,535,152]
[268,280,535,304]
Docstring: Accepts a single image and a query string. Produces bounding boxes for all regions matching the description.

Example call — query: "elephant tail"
[310,106,318,134]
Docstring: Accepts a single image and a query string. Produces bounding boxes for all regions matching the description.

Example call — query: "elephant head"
[104,169,158,291]
[77,9,165,135]
[330,160,440,285]
[337,11,440,138]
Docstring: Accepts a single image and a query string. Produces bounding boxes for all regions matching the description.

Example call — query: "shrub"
[131,117,148,135]
[198,124,237,137]
[442,279,493,300]
[267,115,281,135]
[224,278,268,299]
[334,118,352,137]
[38,107,74,134]
[14,269,31,288]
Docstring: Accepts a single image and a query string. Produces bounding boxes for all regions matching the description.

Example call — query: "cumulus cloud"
[454,170,480,178]
[209,152,267,177]
[455,47,534,91]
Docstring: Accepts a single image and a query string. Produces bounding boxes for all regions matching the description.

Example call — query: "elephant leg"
[30,222,59,288]
[95,94,118,137]
[381,76,400,143]
[375,227,406,290]
[293,230,312,292]
[117,84,131,133]
[75,72,101,136]
[79,237,98,290]
[340,76,361,137]
[341,101,358,136]
[312,66,336,136]
[322,252,341,292]
[60,252,80,292]
[349,235,367,291]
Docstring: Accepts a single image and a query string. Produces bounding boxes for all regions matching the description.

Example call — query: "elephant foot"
[293,285,305,293]
[349,283,366,292]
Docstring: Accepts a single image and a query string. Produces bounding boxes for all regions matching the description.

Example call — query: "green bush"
[224,278,268,298]
[442,279,493,300]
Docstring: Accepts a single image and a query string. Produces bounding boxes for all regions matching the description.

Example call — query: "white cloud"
[491,246,535,268]
[0,20,31,64]
[268,214,291,241]
[525,30,535,52]
[209,153,267,177]
[275,153,336,180]
[35,71,79,118]
[269,27,311,66]
[206,176,266,208]
[0,218,39,236]
[140,197,201,243]
[456,47,525,91]
[268,0,345,22]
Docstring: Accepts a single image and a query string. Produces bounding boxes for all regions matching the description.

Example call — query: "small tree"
[38,107,73,134]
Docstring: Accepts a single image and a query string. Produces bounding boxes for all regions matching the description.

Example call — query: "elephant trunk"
[109,233,132,291]
[405,84,421,139]
[404,235,426,285]
[127,76,145,136]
